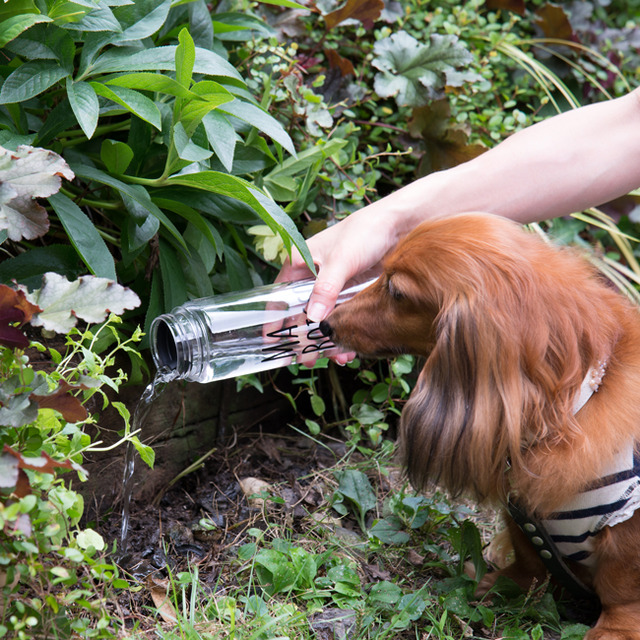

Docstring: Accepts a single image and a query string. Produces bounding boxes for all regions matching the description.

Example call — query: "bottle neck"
[150,310,209,381]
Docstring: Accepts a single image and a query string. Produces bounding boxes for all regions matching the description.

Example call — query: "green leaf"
[48,192,117,280]
[131,435,155,468]
[70,163,187,250]
[0,14,52,48]
[100,139,134,174]
[153,197,222,258]
[0,60,69,104]
[158,239,188,310]
[220,99,295,156]
[369,517,411,544]
[90,82,161,130]
[66,78,99,139]
[202,110,236,172]
[172,122,213,162]
[111,0,172,44]
[334,469,376,530]
[165,171,313,271]
[89,45,242,82]
[256,0,307,8]
[105,72,194,99]
[373,31,473,107]
[368,581,402,605]
[175,28,195,89]
[61,2,121,32]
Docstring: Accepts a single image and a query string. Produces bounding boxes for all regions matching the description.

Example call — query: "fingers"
[306,277,345,323]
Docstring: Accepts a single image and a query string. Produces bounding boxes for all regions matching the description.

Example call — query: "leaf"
[100,139,134,175]
[202,110,236,172]
[105,72,194,99]
[2,444,86,498]
[165,171,313,270]
[66,78,99,139]
[76,528,105,551]
[25,272,141,334]
[368,581,402,605]
[61,2,121,32]
[369,517,411,544]
[534,3,574,40]
[89,45,242,82]
[220,99,296,156]
[90,82,162,130]
[0,14,52,48]
[0,284,41,349]
[324,0,384,30]
[173,122,213,162]
[408,99,486,175]
[372,32,473,107]
[175,28,196,89]
[47,192,117,280]
[32,380,88,423]
[0,145,74,241]
[70,163,187,250]
[334,469,376,530]
[110,0,172,44]
[485,0,525,16]
[0,60,69,104]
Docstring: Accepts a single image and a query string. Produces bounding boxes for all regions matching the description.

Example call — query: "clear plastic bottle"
[149,278,374,383]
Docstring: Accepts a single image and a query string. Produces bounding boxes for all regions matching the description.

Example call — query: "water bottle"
[149,278,375,383]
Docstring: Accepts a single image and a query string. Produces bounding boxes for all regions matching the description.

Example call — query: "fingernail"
[306,302,327,323]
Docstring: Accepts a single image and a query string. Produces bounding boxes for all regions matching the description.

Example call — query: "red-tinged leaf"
[324,0,383,30]
[485,0,525,16]
[14,469,31,498]
[32,392,88,423]
[409,100,487,175]
[0,284,41,349]
[325,49,355,77]
[534,3,574,40]
[3,444,85,476]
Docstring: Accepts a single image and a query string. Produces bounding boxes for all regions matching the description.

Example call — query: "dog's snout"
[318,319,333,338]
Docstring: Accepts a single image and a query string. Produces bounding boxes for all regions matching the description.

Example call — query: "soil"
[96,414,373,636]
[92,397,597,639]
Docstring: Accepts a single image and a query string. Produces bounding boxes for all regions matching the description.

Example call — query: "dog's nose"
[318,320,333,338]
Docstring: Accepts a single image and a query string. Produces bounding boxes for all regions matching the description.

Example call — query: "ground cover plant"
[0,0,639,637]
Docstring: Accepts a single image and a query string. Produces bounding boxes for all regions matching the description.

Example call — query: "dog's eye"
[388,281,405,301]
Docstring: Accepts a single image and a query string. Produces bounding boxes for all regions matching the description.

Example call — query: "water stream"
[118,373,170,556]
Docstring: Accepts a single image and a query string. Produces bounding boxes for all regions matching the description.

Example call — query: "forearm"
[372,87,640,239]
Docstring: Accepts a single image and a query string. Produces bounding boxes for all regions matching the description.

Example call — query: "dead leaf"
[0,145,74,241]
[239,477,272,508]
[0,285,41,349]
[534,3,574,40]
[325,49,355,77]
[32,381,88,423]
[147,576,177,624]
[409,100,486,175]
[324,0,384,30]
[485,0,525,16]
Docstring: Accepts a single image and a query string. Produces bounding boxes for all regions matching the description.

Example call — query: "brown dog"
[320,213,640,639]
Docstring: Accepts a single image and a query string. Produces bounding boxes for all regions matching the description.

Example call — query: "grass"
[110,414,593,640]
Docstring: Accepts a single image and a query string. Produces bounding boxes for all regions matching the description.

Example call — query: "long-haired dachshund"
[319,212,640,639]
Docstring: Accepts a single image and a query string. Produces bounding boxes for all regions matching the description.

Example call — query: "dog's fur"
[321,213,640,639]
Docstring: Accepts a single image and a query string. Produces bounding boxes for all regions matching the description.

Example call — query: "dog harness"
[508,361,640,599]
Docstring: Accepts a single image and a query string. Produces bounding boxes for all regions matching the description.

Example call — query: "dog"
[319,212,640,639]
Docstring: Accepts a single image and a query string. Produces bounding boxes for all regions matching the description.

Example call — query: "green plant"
[0,299,150,638]
[0,0,316,339]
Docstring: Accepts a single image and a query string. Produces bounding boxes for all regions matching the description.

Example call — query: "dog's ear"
[399,288,576,503]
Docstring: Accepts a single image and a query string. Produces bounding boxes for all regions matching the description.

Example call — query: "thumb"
[306,270,348,322]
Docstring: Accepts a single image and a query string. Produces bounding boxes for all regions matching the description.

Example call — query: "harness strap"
[508,361,607,602]
[507,497,599,602]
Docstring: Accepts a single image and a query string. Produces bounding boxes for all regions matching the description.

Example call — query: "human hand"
[276,206,396,364]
